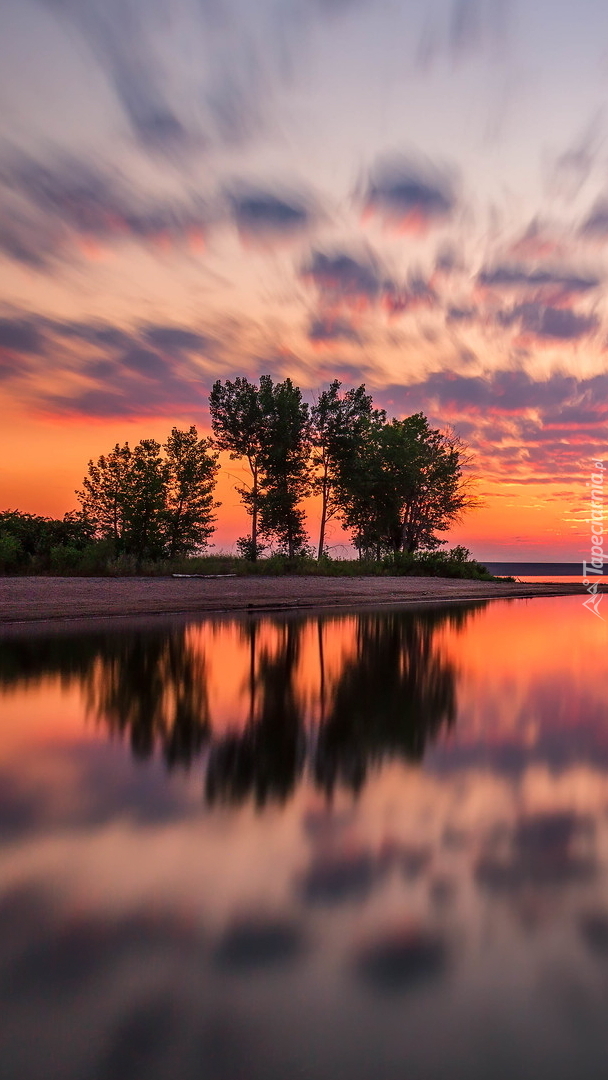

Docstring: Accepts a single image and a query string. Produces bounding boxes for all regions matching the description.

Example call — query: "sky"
[1,0,608,559]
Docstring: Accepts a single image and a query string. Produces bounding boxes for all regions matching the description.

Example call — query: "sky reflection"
[1,596,608,1078]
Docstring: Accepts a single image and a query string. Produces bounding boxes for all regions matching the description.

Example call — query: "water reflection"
[313,609,462,795]
[85,632,211,768]
[3,598,608,1080]
[206,621,306,806]
[0,605,476,805]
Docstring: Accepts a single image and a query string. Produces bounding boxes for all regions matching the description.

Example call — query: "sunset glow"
[2,1,608,557]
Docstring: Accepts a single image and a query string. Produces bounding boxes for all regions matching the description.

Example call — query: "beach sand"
[0,575,593,627]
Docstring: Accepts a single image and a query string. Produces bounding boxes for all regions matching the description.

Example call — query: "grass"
[1,545,502,581]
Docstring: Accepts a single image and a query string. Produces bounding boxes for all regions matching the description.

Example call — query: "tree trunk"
[169,496,184,560]
[317,618,326,723]
[251,464,258,561]
[317,467,329,560]
[248,622,257,723]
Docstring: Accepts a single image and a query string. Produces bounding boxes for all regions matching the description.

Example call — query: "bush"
[382,547,493,580]
[0,531,496,581]
[0,532,21,573]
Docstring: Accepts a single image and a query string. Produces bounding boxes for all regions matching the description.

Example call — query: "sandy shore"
[0,575,592,626]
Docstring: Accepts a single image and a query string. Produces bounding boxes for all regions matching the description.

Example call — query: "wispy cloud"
[363,155,458,233]
[0,148,208,267]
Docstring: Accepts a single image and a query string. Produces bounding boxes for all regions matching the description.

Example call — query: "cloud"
[229,186,315,243]
[478,264,600,297]
[546,114,603,201]
[298,851,384,905]
[475,264,601,340]
[49,342,209,418]
[0,318,44,354]
[0,149,208,267]
[581,200,608,238]
[304,250,382,305]
[392,368,608,416]
[450,0,483,57]
[0,313,213,418]
[446,306,477,323]
[313,0,364,13]
[498,303,598,341]
[51,322,135,349]
[580,912,608,956]
[308,315,360,344]
[382,276,438,317]
[142,325,209,352]
[35,0,319,157]
[363,155,457,233]
[303,249,440,335]
[448,0,512,62]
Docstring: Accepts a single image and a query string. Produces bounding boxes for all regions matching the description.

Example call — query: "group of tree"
[0,426,218,572]
[77,425,219,564]
[209,376,475,560]
[0,377,477,572]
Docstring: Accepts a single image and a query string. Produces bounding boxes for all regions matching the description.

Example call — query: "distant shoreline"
[0,575,598,629]
[486,562,603,576]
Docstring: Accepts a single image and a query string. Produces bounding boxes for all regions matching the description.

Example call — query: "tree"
[123,439,167,563]
[77,442,134,555]
[332,406,389,558]
[311,381,374,559]
[209,377,266,560]
[338,412,476,557]
[163,426,220,557]
[209,375,312,559]
[257,376,312,558]
[382,415,475,554]
[77,427,219,562]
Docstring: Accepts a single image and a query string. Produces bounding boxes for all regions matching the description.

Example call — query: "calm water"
[1,596,608,1080]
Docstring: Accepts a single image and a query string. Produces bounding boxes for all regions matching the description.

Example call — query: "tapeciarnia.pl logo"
[582,459,604,619]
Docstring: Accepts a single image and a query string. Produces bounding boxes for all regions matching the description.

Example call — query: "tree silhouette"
[312,607,474,796]
[83,631,211,768]
[205,620,306,806]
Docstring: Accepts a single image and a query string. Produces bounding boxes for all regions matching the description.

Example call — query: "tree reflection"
[83,631,211,768]
[313,608,464,796]
[0,604,481,801]
[0,627,211,769]
[205,621,305,807]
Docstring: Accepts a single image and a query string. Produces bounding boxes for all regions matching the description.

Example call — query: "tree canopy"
[76,426,219,564]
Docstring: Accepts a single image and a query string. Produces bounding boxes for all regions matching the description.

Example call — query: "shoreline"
[0,575,596,630]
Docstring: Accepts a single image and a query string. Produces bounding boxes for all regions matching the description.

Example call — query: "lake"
[1,595,608,1080]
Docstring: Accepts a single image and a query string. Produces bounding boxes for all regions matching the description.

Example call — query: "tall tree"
[333,406,389,558]
[338,412,475,557]
[311,381,373,559]
[381,415,475,554]
[257,376,312,558]
[209,377,265,559]
[163,426,220,557]
[123,439,167,563]
[209,375,312,559]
